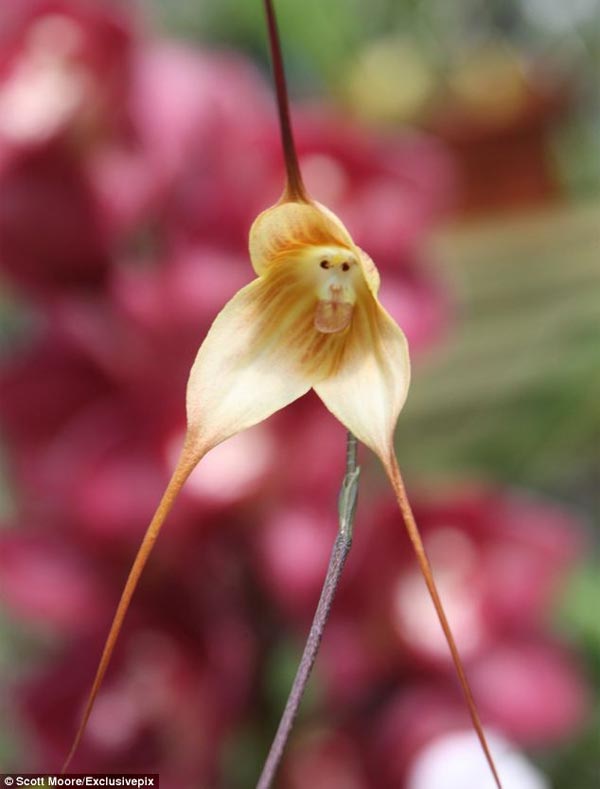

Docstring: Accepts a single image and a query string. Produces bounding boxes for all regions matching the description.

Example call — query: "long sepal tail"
[384,453,503,789]
[61,449,198,773]
[263,0,308,203]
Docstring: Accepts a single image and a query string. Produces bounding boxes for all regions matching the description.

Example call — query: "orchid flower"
[63,2,502,787]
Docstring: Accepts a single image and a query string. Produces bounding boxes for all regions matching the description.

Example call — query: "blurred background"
[0,0,599,787]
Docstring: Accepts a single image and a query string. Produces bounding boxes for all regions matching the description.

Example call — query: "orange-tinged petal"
[316,207,380,296]
[353,244,381,297]
[249,200,380,296]
[314,295,410,458]
[186,262,350,455]
[249,200,353,275]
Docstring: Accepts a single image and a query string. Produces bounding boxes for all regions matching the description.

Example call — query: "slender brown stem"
[256,433,360,789]
[263,0,308,202]
[384,452,503,789]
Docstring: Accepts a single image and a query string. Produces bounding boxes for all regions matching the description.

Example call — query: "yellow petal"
[314,295,410,458]
[249,200,380,296]
[353,244,381,298]
[186,262,349,454]
[249,200,352,274]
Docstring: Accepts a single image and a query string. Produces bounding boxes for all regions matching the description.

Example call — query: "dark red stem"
[263,0,308,202]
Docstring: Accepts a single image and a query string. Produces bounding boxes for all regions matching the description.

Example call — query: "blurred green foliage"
[545,562,600,788]
[400,202,600,492]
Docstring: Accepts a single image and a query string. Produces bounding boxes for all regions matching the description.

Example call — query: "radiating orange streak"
[61,448,199,773]
[384,452,503,789]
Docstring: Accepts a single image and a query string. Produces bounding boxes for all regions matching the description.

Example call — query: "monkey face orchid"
[185,198,409,463]
[63,2,501,787]
[62,191,416,776]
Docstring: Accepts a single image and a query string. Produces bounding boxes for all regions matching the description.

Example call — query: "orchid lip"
[314,299,354,333]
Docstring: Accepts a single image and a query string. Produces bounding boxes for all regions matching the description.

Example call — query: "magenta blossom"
[0,0,133,294]
[0,0,132,152]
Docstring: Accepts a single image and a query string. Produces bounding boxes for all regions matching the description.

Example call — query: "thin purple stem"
[256,433,360,789]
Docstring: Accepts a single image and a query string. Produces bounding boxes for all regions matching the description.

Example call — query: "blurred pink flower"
[388,487,583,663]
[18,628,253,784]
[10,520,259,778]
[331,485,585,672]
[406,730,549,789]
[370,653,585,789]
[0,528,109,634]
[290,113,455,263]
[372,684,476,784]
[0,147,111,293]
[256,505,338,619]
[0,0,132,293]
[0,0,132,151]
[89,42,274,245]
[470,640,588,745]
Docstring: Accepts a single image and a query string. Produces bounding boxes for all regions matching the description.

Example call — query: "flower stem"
[256,432,360,789]
[263,0,308,203]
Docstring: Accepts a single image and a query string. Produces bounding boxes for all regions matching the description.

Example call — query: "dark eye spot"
[320,260,330,269]
[342,262,350,272]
